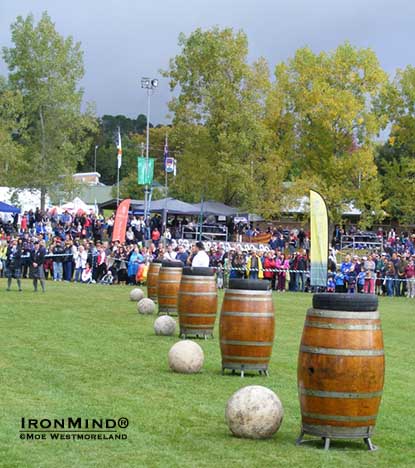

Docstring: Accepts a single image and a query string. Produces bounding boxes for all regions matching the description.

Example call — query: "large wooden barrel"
[157,260,183,316]
[178,267,218,338]
[147,261,161,303]
[297,293,384,449]
[220,279,274,376]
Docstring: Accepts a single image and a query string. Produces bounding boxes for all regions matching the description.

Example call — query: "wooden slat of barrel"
[298,307,384,439]
[157,267,183,315]
[220,289,275,373]
[178,275,218,338]
[147,262,161,303]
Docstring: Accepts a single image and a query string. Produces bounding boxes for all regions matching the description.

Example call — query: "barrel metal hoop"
[221,340,274,346]
[223,297,273,302]
[222,355,270,361]
[301,423,375,439]
[299,387,383,399]
[221,312,274,317]
[302,412,377,422]
[226,289,272,296]
[179,313,217,317]
[158,280,181,284]
[158,295,179,299]
[300,345,384,356]
[178,292,217,296]
[181,277,216,281]
[307,308,380,320]
[304,321,382,331]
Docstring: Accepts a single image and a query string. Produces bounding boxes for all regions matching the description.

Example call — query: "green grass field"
[1,281,414,468]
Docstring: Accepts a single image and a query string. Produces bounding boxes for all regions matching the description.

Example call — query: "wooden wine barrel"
[147,261,161,303]
[157,260,183,316]
[220,279,275,376]
[178,267,218,339]
[297,293,384,450]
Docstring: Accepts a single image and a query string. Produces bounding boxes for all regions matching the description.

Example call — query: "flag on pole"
[163,134,168,172]
[116,127,122,169]
[310,190,329,287]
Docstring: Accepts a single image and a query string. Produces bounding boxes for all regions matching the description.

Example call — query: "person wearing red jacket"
[263,251,276,288]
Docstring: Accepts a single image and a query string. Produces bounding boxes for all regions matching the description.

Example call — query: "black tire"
[313,293,378,312]
[182,267,214,276]
[229,279,271,291]
[161,260,184,268]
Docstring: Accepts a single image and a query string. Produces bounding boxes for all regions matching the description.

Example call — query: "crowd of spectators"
[0,208,414,298]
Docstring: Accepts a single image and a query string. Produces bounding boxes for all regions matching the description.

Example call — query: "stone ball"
[154,315,176,336]
[130,288,144,302]
[137,298,156,315]
[168,340,204,374]
[225,385,284,439]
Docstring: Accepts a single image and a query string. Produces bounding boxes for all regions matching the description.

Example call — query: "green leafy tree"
[2,12,97,209]
[375,66,415,223]
[0,76,26,185]
[268,43,388,226]
[163,27,272,210]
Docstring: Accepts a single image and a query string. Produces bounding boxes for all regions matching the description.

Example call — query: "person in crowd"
[246,249,263,280]
[81,262,93,283]
[163,244,177,261]
[74,245,88,283]
[5,238,23,291]
[115,246,128,284]
[385,261,396,297]
[363,253,377,294]
[263,251,276,287]
[176,244,189,264]
[405,255,415,298]
[52,238,64,281]
[340,254,353,292]
[275,253,289,292]
[127,245,142,285]
[30,240,46,292]
[231,248,245,279]
[192,241,210,267]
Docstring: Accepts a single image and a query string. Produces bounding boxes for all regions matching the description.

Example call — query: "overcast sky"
[1,0,415,124]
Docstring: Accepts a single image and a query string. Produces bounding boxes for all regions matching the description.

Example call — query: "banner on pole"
[137,157,154,185]
[310,189,329,287]
[165,157,175,173]
[112,198,131,243]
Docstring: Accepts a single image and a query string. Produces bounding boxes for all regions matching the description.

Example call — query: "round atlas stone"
[130,288,144,302]
[168,340,204,374]
[154,315,176,336]
[137,298,156,315]
[225,385,284,439]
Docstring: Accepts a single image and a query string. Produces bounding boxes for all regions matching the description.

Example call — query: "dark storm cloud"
[1,0,415,124]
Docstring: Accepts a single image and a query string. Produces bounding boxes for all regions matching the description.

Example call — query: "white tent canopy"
[60,197,96,213]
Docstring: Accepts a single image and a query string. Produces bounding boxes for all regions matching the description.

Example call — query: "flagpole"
[164,133,168,194]
[116,126,122,207]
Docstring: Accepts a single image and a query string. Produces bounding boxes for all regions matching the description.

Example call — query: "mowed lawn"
[0,280,414,468]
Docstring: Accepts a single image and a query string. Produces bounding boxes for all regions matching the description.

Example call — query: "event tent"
[0,201,21,214]
[191,200,239,217]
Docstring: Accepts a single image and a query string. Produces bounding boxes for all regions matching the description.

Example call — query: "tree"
[375,66,415,223]
[0,76,26,185]
[267,43,388,226]
[2,12,97,209]
[163,27,272,210]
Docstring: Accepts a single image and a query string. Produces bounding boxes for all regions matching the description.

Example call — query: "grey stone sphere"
[168,340,204,374]
[137,298,156,315]
[130,288,144,302]
[225,385,284,439]
[154,315,176,336]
